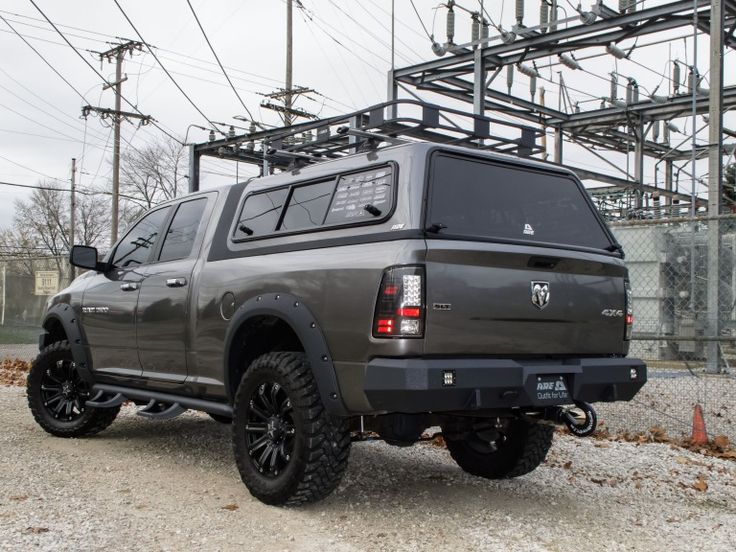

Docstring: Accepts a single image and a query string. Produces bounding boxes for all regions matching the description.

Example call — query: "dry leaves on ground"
[0,358,30,386]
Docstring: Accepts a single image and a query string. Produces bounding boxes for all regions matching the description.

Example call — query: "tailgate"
[423,240,628,356]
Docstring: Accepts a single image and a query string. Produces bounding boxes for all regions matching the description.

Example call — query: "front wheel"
[27,340,120,438]
[232,352,351,506]
[442,417,553,479]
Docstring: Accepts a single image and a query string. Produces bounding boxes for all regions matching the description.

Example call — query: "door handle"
[120,282,139,291]
[166,277,187,288]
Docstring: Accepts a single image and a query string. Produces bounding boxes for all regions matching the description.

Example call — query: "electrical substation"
[190,0,736,373]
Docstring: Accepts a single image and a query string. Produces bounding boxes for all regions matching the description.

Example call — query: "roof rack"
[189,99,543,191]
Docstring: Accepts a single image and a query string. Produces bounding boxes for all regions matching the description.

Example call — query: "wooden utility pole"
[261,1,317,126]
[285,0,293,126]
[85,40,147,246]
[70,157,76,280]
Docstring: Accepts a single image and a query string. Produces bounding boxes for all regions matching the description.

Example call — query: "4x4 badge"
[531,281,550,310]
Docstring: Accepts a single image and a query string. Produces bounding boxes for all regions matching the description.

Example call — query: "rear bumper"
[363,357,647,413]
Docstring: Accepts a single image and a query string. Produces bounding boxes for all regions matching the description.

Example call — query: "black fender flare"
[223,292,348,416]
[40,303,94,384]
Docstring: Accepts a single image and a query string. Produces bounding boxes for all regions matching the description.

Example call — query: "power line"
[26,0,185,145]
[0,12,89,103]
[185,0,256,122]
[409,0,434,42]
[111,0,221,135]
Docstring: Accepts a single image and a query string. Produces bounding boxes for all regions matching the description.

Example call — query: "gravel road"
[0,386,735,552]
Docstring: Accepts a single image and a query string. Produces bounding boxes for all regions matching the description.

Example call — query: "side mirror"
[69,245,100,271]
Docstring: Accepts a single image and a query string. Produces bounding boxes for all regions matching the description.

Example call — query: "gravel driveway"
[0,386,734,552]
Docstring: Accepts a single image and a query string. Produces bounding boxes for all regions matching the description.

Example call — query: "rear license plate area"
[532,375,570,405]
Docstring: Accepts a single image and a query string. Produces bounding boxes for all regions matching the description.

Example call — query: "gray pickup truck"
[28,142,646,505]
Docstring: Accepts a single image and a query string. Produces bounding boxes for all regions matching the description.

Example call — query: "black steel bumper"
[363,357,647,413]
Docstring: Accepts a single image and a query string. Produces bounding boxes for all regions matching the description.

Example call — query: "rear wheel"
[232,352,350,506]
[27,340,120,437]
[442,417,553,479]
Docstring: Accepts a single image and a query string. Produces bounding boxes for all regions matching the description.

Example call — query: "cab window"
[112,207,171,267]
[158,198,207,262]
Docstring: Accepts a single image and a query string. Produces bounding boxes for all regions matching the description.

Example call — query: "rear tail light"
[373,266,425,338]
[624,278,633,340]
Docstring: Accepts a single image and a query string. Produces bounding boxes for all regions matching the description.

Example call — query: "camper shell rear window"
[427,153,613,251]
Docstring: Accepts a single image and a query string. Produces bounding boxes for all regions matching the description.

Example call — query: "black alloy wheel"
[27,340,121,438]
[245,381,295,477]
[232,352,351,506]
[40,359,90,422]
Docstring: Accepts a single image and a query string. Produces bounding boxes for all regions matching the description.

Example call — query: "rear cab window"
[427,153,614,252]
[232,165,395,241]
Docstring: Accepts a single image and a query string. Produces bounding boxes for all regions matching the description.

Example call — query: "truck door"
[82,206,171,378]
[136,196,210,383]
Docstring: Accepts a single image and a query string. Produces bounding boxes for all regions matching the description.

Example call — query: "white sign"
[35,271,59,296]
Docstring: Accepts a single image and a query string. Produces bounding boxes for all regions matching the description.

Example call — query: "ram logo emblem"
[531,281,550,310]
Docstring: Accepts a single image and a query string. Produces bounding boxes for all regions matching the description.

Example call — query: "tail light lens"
[624,278,633,340]
[373,266,425,338]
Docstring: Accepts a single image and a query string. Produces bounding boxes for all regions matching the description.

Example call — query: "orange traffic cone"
[690,404,708,446]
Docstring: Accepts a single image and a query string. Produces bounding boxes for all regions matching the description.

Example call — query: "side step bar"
[89,383,233,419]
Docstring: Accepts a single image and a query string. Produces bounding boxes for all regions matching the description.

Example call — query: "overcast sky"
[0,0,733,235]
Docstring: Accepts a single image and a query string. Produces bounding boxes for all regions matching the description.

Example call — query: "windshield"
[428,154,612,251]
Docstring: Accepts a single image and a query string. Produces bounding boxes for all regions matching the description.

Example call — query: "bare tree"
[120,136,187,215]
[0,183,109,277]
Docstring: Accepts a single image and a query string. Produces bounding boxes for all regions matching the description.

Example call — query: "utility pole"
[70,157,76,280]
[285,0,293,126]
[706,0,725,373]
[84,40,149,246]
[261,2,318,126]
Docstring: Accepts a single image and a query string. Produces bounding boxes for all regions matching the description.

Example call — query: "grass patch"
[0,326,39,344]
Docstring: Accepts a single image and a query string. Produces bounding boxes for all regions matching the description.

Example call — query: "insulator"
[618,0,627,12]
[610,73,618,100]
[666,121,681,134]
[609,98,627,109]
[687,69,694,93]
[471,13,480,45]
[606,42,627,59]
[663,122,670,144]
[208,129,215,142]
[579,10,596,24]
[516,0,524,24]
[549,0,558,32]
[697,86,709,96]
[303,130,313,143]
[540,1,549,33]
[530,75,537,99]
[481,21,489,43]
[432,42,447,56]
[506,64,514,93]
[632,84,639,103]
[629,0,636,12]
[517,62,539,78]
[500,29,516,44]
[558,53,580,70]
[574,101,581,113]
[650,94,668,104]
[672,62,681,94]
[228,125,235,139]
[446,2,455,44]
[249,122,256,134]
[652,120,660,142]
[626,82,633,104]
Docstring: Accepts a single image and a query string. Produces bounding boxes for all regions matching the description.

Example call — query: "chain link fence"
[0,256,71,346]
[1,223,735,443]
[598,214,736,441]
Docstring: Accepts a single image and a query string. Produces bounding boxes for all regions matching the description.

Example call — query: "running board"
[86,391,126,408]
[137,399,187,420]
[90,383,233,418]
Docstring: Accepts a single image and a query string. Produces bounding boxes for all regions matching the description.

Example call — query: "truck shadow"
[95,410,570,515]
